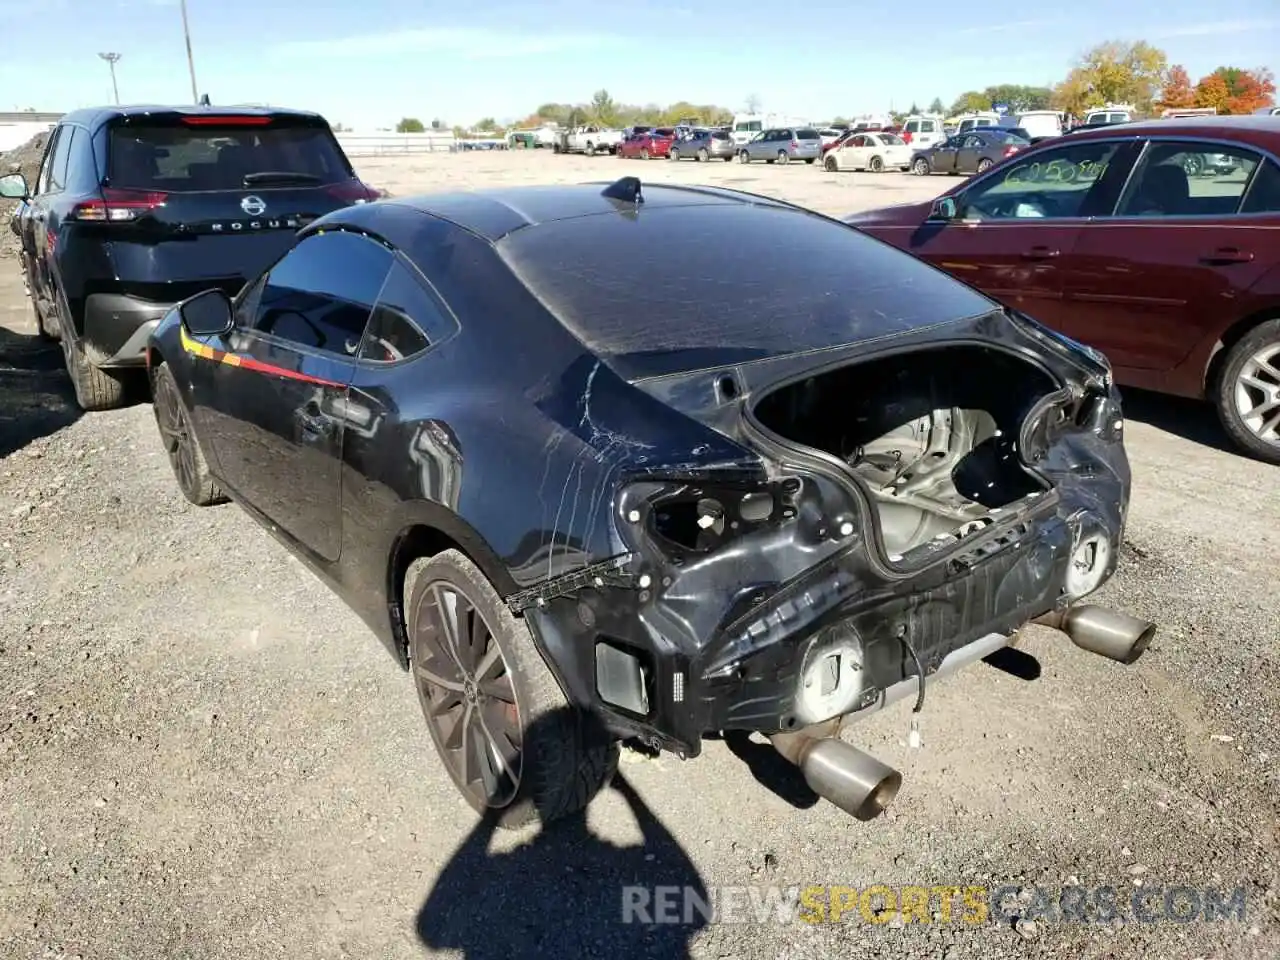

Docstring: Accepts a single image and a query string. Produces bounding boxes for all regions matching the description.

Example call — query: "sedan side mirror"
[0,172,29,200]
[930,197,960,220]
[179,287,234,337]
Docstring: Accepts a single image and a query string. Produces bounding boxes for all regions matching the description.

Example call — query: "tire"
[1183,154,1205,177]
[669,148,680,161]
[640,148,650,161]
[406,550,619,829]
[976,158,993,173]
[698,148,709,162]
[824,155,838,172]
[151,361,226,505]
[585,142,594,154]
[776,150,789,164]
[63,335,127,411]
[912,157,931,176]
[869,155,883,173]
[1212,318,1280,464]
[738,150,750,163]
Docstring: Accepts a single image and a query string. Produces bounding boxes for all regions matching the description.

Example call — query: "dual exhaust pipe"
[770,604,1156,821]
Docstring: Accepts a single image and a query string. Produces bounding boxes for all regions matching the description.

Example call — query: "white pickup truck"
[554,125,624,155]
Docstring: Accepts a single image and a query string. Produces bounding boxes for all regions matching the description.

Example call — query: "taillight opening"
[70,188,168,222]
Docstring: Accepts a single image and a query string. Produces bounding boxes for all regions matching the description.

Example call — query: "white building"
[0,111,62,152]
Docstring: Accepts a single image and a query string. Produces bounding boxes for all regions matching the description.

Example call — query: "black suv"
[0,104,379,410]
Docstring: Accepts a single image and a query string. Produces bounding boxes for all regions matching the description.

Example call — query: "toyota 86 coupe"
[146,176,1157,828]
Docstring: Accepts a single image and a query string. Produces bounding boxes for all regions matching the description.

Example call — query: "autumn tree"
[1193,72,1231,113]
[1194,66,1278,114]
[1156,65,1195,110]
[1052,40,1169,115]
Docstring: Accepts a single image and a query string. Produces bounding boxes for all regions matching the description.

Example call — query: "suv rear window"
[712,131,730,140]
[107,118,351,192]
[796,129,821,140]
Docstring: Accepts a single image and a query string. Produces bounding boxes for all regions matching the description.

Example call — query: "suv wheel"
[60,325,127,411]
[1213,318,1280,464]
[405,549,619,829]
[776,150,789,164]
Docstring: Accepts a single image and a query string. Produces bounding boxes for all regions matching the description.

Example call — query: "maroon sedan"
[617,127,677,160]
[847,116,1280,463]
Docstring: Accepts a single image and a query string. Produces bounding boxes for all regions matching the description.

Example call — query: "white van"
[899,115,944,148]
[955,112,1000,134]
[1015,110,1063,140]
[1083,104,1134,125]
[731,113,806,145]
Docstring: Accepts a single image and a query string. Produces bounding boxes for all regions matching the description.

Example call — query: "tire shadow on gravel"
[1117,386,1237,456]
[417,712,708,960]
[0,325,80,459]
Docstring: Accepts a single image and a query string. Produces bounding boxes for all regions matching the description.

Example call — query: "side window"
[35,126,65,195]
[921,120,937,133]
[250,230,393,355]
[905,120,920,133]
[1241,158,1280,214]
[358,259,457,363]
[962,135,984,149]
[962,140,1122,220]
[1116,141,1261,217]
[46,127,77,194]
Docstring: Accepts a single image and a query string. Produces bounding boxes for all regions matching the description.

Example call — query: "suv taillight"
[70,188,167,222]
[326,179,381,204]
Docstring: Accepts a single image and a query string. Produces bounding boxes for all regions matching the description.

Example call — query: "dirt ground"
[0,149,1277,960]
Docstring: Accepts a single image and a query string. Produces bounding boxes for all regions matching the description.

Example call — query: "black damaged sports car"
[146,176,1156,827]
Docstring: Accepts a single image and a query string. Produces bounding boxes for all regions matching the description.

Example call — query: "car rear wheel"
[63,336,127,412]
[1214,319,1280,464]
[977,158,994,173]
[738,150,750,163]
[640,148,650,160]
[824,155,838,172]
[151,361,226,506]
[669,147,680,161]
[406,550,619,829]
[698,148,710,162]
[776,150,789,164]
[913,157,931,176]
[869,155,883,173]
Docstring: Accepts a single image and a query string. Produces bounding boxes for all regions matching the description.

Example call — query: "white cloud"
[1153,18,1280,38]
[271,26,622,59]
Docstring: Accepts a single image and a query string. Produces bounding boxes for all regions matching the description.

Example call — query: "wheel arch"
[386,510,519,669]
[1204,306,1280,394]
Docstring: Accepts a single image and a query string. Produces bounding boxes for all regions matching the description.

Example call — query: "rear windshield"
[990,129,1030,144]
[496,204,995,377]
[711,131,730,140]
[795,129,821,140]
[107,118,351,192]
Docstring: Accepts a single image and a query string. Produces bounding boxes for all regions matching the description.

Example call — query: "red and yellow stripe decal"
[179,326,344,388]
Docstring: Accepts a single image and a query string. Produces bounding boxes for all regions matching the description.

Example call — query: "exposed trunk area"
[752,345,1057,560]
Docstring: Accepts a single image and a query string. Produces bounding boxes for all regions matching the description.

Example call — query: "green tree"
[950,90,990,114]
[475,116,498,131]
[396,117,425,133]
[590,89,619,125]
[907,101,920,115]
[983,84,1052,111]
[927,97,945,115]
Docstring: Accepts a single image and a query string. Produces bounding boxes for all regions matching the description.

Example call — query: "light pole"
[179,0,200,103]
[98,52,121,105]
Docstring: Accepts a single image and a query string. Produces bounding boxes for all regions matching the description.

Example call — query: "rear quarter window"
[107,119,351,192]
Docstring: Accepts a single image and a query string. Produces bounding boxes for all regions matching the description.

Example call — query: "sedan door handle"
[1022,245,1060,260]
[1201,247,1254,264]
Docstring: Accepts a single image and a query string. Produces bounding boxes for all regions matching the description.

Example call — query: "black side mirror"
[0,172,29,200]
[930,196,960,220]
[179,287,234,337]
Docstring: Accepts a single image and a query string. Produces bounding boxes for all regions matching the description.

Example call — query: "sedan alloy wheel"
[1234,343,1280,446]
[913,157,931,176]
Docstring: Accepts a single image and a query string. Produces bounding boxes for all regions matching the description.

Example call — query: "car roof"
[1061,115,1280,148]
[59,103,327,132]
[342,182,795,242]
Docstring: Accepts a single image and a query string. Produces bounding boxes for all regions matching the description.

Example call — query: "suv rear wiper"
[241,171,322,186]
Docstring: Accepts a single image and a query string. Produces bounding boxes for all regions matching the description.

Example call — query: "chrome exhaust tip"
[770,729,902,821]
[1034,604,1156,665]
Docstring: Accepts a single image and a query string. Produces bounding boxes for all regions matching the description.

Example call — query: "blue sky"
[1,0,1277,127]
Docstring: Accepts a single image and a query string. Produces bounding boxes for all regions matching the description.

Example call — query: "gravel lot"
[1,148,1277,960]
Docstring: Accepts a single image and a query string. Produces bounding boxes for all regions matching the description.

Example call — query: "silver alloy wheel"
[1234,343,1280,444]
[913,157,930,176]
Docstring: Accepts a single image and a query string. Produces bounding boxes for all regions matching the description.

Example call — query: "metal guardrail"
[336,132,458,156]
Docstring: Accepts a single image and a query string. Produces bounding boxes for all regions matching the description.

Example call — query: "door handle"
[1201,247,1254,264]
[1022,245,1060,260]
